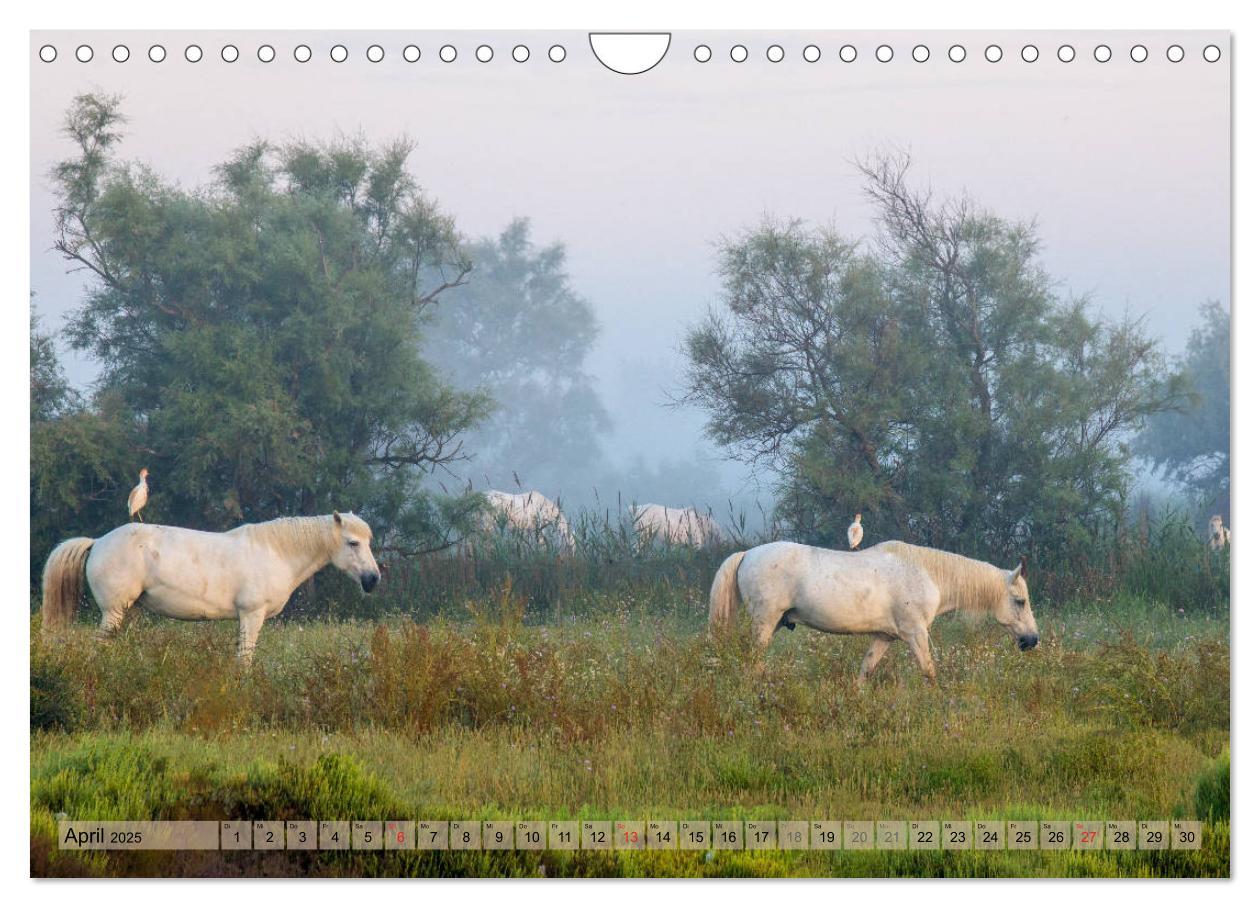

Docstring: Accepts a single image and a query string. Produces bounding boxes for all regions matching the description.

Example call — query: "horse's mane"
[878,541,1007,616]
[235,514,359,559]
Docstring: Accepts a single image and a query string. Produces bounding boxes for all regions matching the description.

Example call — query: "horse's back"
[634,504,716,545]
[487,489,560,522]
[89,523,248,577]
[737,540,933,634]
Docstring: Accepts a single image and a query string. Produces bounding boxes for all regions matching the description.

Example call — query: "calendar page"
[28,30,1230,879]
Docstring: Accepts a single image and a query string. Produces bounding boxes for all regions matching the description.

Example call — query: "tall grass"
[31,598,1228,746]
[294,504,737,622]
[30,604,1229,878]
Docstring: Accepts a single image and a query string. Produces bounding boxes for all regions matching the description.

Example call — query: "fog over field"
[29,30,1230,511]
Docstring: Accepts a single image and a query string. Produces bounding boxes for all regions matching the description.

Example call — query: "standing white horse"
[630,504,723,548]
[40,512,380,664]
[709,540,1039,683]
[481,490,575,551]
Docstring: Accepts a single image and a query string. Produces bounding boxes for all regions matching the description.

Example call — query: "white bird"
[127,468,149,522]
[847,513,863,550]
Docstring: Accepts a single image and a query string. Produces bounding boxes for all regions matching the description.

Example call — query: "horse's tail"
[40,537,95,636]
[708,550,747,630]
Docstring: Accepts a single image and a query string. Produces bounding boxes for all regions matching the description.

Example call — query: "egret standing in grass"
[847,513,863,549]
[127,468,149,522]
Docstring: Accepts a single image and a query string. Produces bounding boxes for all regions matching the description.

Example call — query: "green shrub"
[1193,748,1229,822]
[1081,637,1229,736]
[30,651,82,733]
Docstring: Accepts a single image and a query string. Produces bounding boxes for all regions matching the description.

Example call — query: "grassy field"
[30,584,1229,878]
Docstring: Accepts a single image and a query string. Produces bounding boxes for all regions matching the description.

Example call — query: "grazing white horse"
[709,540,1039,683]
[630,504,722,548]
[40,512,380,664]
[1208,514,1231,551]
[481,490,575,551]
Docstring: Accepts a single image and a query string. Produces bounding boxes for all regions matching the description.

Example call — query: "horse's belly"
[792,580,898,636]
[139,587,237,621]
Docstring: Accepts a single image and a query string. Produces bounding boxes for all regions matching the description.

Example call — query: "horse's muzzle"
[360,572,380,593]
[1017,633,1039,651]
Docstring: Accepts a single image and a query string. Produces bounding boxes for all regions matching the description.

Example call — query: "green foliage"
[1120,508,1229,610]
[30,646,83,733]
[423,218,610,496]
[30,313,135,578]
[1080,637,1229,738]
[31,738,401,827]
[1192,748,1229,823]
[30,309,78,422]
[247,754,406,821]
[35,93,490,557]
[683,153,1189,565]
[1135,301,1230,513]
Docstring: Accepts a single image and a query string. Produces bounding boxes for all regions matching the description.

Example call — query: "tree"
[30,312,135,579]
[683,153,1188,560]
[1135,301,1230,515]
[423,219,610,497]
[30,308,77,422]
[42,93,490,555]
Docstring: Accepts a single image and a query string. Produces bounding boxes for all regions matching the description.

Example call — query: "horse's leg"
[89,576,142,642]
[748,618,779,676]
[905,627,937,685]
[96,602,132,641]
[753,609,781,649]
[856,634,894,684]
[236,609,268,666]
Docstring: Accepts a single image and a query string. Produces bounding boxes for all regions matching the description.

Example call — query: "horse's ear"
[333,511,342,525]
[1019,555,1028,578]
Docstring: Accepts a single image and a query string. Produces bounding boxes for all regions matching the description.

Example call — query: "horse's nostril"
[361,572,380,593]
[1018,634,1039,651]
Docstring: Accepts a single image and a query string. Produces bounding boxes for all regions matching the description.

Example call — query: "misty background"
[29,30,1230,524]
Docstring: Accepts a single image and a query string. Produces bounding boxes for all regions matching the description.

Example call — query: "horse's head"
[330,511,381,593]
[997,556,1038,651]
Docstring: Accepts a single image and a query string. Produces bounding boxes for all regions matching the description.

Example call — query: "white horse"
[481,490,575,551]
[709,540,1039,683]
[629,504,722,548]
[40,512,380,664]
[1208,514,1231,551]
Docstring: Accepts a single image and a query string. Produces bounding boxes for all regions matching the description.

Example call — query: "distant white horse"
[630,504,722,548]
[1208,514,1231,551]
[481,490,575,551]
[709,540,1039,683]
[40,512,380,664]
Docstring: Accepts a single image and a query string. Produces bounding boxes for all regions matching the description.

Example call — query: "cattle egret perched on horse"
[481,490,575,551]
[629,504,722,548]
[709,540,1039,684]
[127,468,149,522]
[847,513,863,549]
[1209,514,1231,550]
[40,512,380,664]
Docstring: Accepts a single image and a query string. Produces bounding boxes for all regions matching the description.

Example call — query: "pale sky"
[29,30,1230,487]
